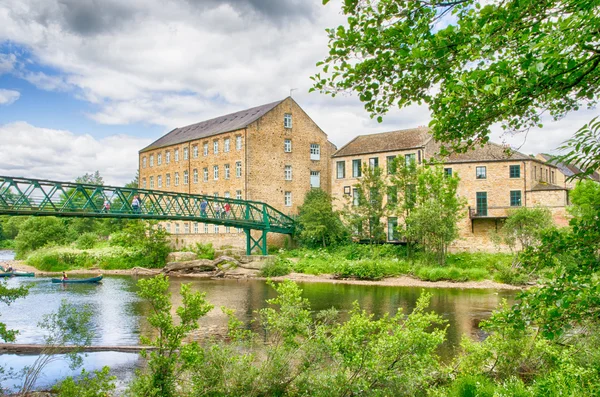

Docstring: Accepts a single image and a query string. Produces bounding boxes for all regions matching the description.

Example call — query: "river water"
[0,250,516,392]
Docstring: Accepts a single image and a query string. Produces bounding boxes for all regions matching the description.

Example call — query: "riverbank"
[2,258,523,290]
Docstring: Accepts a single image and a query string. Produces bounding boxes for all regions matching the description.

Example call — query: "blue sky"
[0,0,594,185]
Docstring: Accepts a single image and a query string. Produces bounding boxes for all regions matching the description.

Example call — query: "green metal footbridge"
[0,176,295,255]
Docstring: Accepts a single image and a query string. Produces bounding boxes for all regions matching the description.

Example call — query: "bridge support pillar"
[245,229,268,256]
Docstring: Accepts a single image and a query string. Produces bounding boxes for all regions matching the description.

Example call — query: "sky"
[0,0,596,185]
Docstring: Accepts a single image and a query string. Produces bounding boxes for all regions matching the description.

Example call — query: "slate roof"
[140,99,285,152]
[442,142,532,163]
[537,153,600,182]
[531,182,568,191]
[332,127,432,158]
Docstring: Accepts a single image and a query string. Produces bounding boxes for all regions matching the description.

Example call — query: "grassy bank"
[278,245,525,284]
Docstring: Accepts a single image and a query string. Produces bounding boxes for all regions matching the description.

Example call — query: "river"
[0,250,516,392]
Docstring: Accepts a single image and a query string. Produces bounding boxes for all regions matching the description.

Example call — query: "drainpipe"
[244,127,248,200]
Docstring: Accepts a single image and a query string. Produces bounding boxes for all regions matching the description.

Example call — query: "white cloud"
[0,122,150,185]
[0,89,20,105]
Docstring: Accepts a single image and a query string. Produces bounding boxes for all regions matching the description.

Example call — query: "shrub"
[15,217,67,258]
[52,367,115,397]
[260,257,292,277]
[75,233,98,249]
[414,266,488,282]
[193,242,215,260]
[447,375,496,397]
[493,266,529,285]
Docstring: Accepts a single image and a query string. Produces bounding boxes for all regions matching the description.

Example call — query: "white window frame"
[224,164,230,180]
[284,165,292,181]
[284,191,292,207]
[183,170,189,185]
[184,223,190,234]
[203,143,208,156]
[203,167,208,182]
[224,138,230,152]
[236,190,242,200]
[310,171,320,188]
[284,113,292,129]
[174,149,179,162]
[236,161,242,178]
[193,169,198,183]
[194,223,199,233]
[310,144,321,160]
[336,161,345,179]
[284,139,292,153]
[149,155,154,167]
[166,151,170,164]
[157,153,162,165]
[142,178,146,188]
[175,172,180,186]
[193,145,198,158]
[183,147,189,160]
[213,140,219,154]
[213,165,219,180]
[236,136,242,150]
[149,176,154,188]
[166,173,171,187]
[142,157,147,168]
[204,223,209,233]
[175,223,180,234]
[157,175,162,188]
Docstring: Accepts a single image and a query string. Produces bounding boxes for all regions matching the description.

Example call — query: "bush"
[75,233,98,249]
[52,367,115,397]
[260,257,292,277]
[413,266,488,282]
[15,217,67,258]
[193,242,215,260]
[493,266,529,285]
[447,375,496,397]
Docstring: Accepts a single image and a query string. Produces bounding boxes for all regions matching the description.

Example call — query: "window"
[214,224,219,234]
[284,191,292,206]
[284,139,292,152]
[387,186,398,205]
[336,161,345,179]
[551,170,555,184]
[310,171,320,188]
[174,149,179,162]
[166,173,171,187]
[236,190,242,200]
[175,223,180,234]
[404,153,416,166]
[534,166,537,180]
[157,153,162,165]
[388,217,398,241]
[194,223,199,234]
[352,159,362,177]
[224,164,230,180]
[149,155,154,167]
[149,176,154,188]
[284,165,292,180]
[224,138,230,152]
[204,223,209,233]
[174,172,180,186]
[476,166,487,179]
[224,192,230,198]
[184,223,189,234]
[193,145,198,158]
[476,192,488,216]
[387,156,396,174]
[157,175,162,188]
[203,143,208,156]
[213,141,219,154]
[310,144,321,160]
[352,188,359,206]
[166,151,170,164]
[193,169,198,183]
[236,161,242,178]
[509,165,521,178]
[214,192,219,198]
[444,168,453,177]
[165,223,171,233]
[142,178,147,188]
[284,113,292,129]
[142,157,147,168]
[510,190,522,207]
[546,169,549,182]
[213,165,219,180]
[183,147,188,160]
[203,168,208,182]
[369,157,379,169]
[183,170,189,185]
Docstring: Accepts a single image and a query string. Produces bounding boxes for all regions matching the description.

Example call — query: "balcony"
[468,206,516,219]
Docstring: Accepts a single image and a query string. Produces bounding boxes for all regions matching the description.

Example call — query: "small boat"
[0,271,35,277]
[51,275,103,284]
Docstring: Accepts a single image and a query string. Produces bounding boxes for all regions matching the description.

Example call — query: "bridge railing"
[0,176,295,234]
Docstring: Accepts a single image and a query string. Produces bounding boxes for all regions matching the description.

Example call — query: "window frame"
[183,147,189,160]
[203,143,208,156]
[174,149,179,162]
[310,143,321,160]
[213,140,219,154]
[284,139,292,153]
[444,168,453,177]
[213,165,219,180]
[284,191,292,206]
[183,170,189,185]
[510,190,522,207]
[476,166,487,179]
[284,165,292,181]
[236,136,242,150]
[235,161,242,178]
[166,173,171,187]
[369,157,379,169]
[224,164,230,180]
[224,138,230,153]
[509,165,521,178]
[352,159,362,178]
[203,167,208,182]
[193,145,198,158]
[310,171,321,188]
[336,161,345,179]
[193,169,198,183]
[284,113,292,129]
[174,172,180,186]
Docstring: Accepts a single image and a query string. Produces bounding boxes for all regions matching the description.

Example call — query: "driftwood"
[131,267,162,275]
[163,256,241,275]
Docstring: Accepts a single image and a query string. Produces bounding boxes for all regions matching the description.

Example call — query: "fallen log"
[163,256,242,274]
[0,343,155,355]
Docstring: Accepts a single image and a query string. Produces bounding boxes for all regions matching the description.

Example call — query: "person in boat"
[61,271,68,281]
[6,265,13,272]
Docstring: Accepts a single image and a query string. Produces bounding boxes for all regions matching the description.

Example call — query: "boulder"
[166,251,198,262]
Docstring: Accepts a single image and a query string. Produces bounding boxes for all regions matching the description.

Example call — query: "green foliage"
[297,188,348,247]
[414,266,488,282]
[109,221,171,267]
[556,117,600,180]
[14,216,67,258]
[345,164,387,244]
[52,367,116,397]
[494,207,554,253]
[260,257,292,277]
[314,0,600,154]
[25,245,150,271]
[131,275,212,397]
[446,375,496,397]
[75,232,98,249]
[191,242,215,260]
[569,179,600,219]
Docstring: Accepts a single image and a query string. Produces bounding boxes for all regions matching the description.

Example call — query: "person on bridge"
[215,203,222,218]
[224,202,231,218]
[103,199,111,213]
[132,196,140,214]
[200,199,208,217]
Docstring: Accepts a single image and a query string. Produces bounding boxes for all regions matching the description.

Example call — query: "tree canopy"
[313,0,600,153]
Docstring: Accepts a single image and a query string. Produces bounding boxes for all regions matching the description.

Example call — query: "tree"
[388,156,419,255]
[404,165,465,265]
[345,164,386,244]
[568,179,600,220]
[297,188,347,247]
[0,281,28,343]
[556,117,600,179]
[75,171,104,186]
[313,0,600,154]
[494,207,554,254]
[14,217,67,258]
